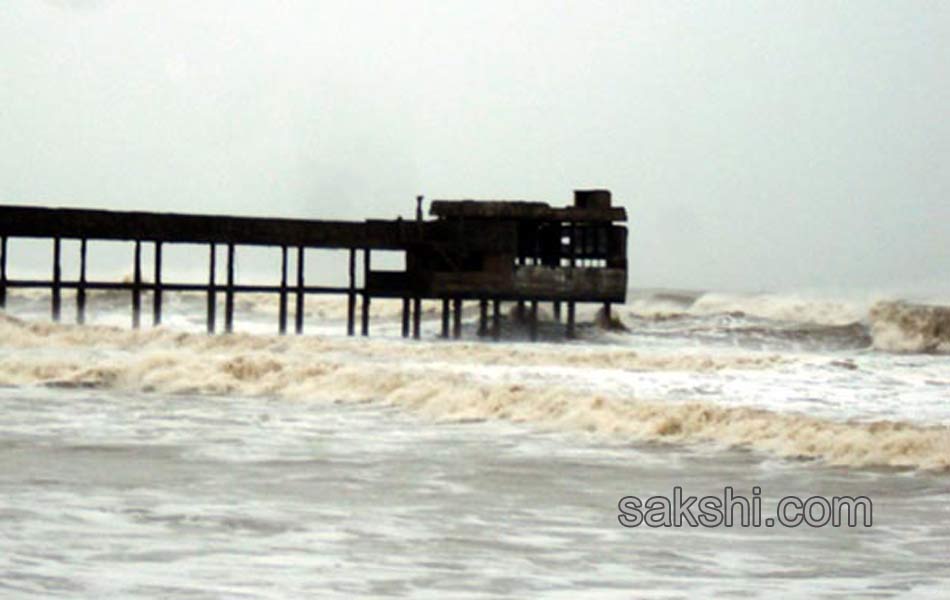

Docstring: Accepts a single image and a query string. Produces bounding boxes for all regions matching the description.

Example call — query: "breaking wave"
[624,290,950,354]
[869,301,950,354]
[623,290,867,325]
[7,288,949,354]
[1,313,947,471]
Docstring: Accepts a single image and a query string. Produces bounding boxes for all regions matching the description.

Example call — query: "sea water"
[0,289,948,598]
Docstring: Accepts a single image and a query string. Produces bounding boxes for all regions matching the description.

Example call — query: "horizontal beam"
[0,205,515,252]
[2,278,617,304]
[3,279,354,295]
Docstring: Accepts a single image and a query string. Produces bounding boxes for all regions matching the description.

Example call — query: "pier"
[0,190,627,340]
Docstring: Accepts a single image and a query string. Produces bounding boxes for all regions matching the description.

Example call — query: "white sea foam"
[2,313,947,470]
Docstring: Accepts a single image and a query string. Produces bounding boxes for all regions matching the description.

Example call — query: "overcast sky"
[1,1,947,294]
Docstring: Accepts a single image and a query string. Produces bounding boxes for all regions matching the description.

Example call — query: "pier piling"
[478,299,488,336]
[0,236,6,309]
[492,299,501,340]
[441,298,450,338]
[52,237,61,322]
[567,302,576,339]
[295,246,304,334]
[452,298,462,339]
[401,297,410,338]
[412,297,421,339]
[207,244,216,334]
[132,240,141,329]
[347,249,356,336]
[153,242,163,326]
[279,246,288,335]
[529,300,538,341]
[76,239,86,324]
[224,243,235,333]
[361,249,370,336]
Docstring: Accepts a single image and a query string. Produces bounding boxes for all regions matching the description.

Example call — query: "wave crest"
[1,315,947,470]
[869,301,950,354]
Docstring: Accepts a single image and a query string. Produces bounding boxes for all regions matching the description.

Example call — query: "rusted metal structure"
[0,189,627,340]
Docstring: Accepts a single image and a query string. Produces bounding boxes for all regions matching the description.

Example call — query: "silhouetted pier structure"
[0,190,627,340]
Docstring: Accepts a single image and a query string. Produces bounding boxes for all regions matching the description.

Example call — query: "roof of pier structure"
[428,200,626,222]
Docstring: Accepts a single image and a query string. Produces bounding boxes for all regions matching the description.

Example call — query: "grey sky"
[2,1,947,294]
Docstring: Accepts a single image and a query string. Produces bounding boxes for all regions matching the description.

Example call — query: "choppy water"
[1,289,949,598]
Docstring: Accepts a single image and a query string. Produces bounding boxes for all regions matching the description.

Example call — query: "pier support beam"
[295,246,304,334]
[492,299,501,340]
[529,299,538,341]
[77,239,86,324]
[361,249,370,336]
[224,243,235,333]
[153,242,163,326]
[452,298,462,339]
[603,302,611,326]
[412,297,421,340]
[132,240,141,329]
[278,246,288,335]
[441,298,450,338]
[347,249,356,336]
[478,299,488,336]
[52,237,61,322]
[0,236,6,309]
[553,301,561,322]
[207,244,216,334]
[401,297,410,338]
[566,301,576,339]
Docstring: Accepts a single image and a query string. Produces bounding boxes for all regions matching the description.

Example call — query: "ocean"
[1,288,948,598]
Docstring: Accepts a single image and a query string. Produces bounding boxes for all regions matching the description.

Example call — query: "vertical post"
[224,243,235,333]
[412,297,421,339]
[77,239,87,324]
[153,241,163,326]
[207,243,216,334]
[0,235,6,309]
[478,299,488,336]
[567,302,576,339]
[361,249,370,336]
[529,299,538,341]
[295,246,305,334]
[278,246,288,335]
[401,297,410,338]
[452,298,462,339]
[553,301,561,322]
[569,223,577,268]
[578,226,584,267]
[568,224,577,338]
[347,248,356,336]
[51,237,62,322]
[441,298,450,338]
[603,302,612,327]
[492,299,501,340]
[132,240,142,329]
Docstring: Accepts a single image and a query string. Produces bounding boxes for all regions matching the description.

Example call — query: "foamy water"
[1,289,949,598]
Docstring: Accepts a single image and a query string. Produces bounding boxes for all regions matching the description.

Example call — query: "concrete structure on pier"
[0,190,627,340]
